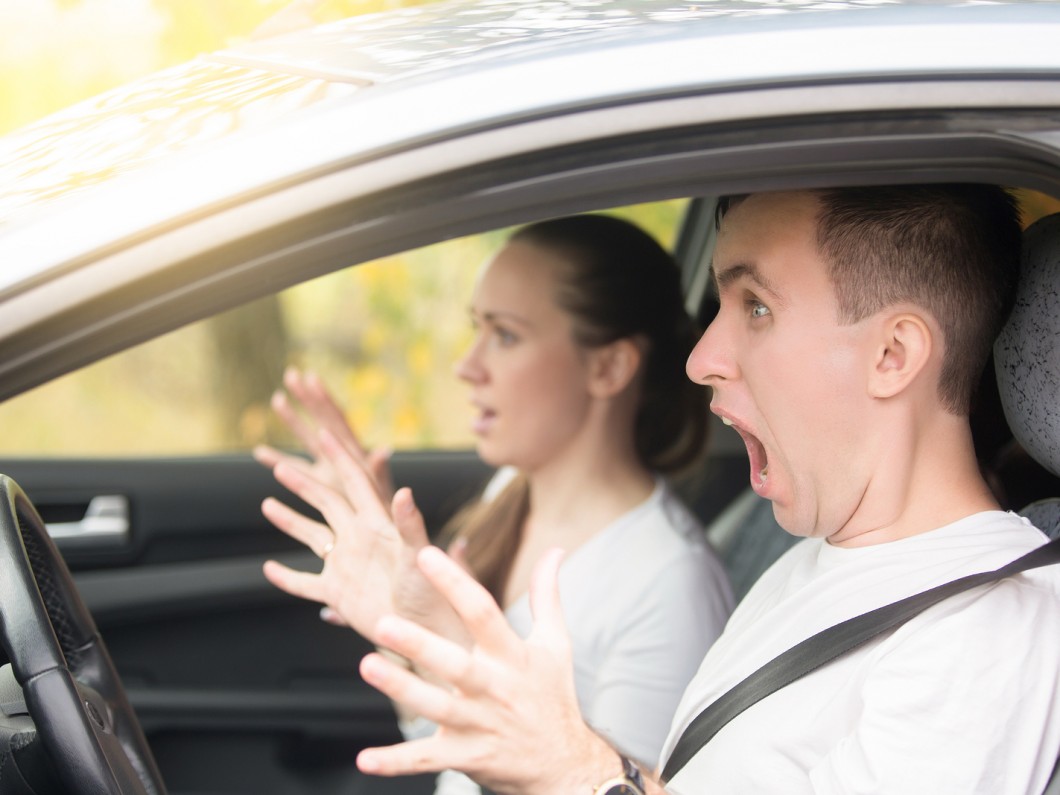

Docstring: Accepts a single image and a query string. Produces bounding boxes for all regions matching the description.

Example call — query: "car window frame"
[3,96,1060,402]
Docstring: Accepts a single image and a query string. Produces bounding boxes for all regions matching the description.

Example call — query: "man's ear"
[868,312,934,400]
[587,338,643,399]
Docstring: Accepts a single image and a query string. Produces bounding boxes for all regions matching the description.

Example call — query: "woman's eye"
[496,327,518,346]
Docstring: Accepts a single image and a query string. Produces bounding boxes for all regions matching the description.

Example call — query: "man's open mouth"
[722,416,769,491]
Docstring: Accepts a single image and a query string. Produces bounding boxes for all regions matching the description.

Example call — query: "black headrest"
[995,212,1060,479]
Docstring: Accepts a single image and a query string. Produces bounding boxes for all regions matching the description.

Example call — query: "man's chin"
[770,500,815,539]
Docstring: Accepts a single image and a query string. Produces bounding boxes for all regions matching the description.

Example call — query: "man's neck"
[828,412,999,548]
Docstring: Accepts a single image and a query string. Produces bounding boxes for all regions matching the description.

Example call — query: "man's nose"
[686,316,736,385]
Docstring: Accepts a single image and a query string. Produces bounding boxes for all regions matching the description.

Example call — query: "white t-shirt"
[660,511,1060,794]
[411,472,734,795]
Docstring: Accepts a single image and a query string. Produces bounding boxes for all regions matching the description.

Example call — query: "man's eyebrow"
[712,262,785,305]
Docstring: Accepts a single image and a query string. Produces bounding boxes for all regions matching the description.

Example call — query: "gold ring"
[320,540,334,560]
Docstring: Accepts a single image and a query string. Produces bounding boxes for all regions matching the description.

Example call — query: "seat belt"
[661,537,1060,784]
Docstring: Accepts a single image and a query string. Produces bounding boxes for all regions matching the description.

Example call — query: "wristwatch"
[591,754,646,795]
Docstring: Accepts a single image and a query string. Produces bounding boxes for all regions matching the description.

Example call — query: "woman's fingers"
[392,488,430,548]
[261,496,333,553]
[319,606,349,626]
[367,446,395,502]
[285,368,370,466]
[262,559,329,604]
[255,445,316,480]
[252,444,282,469]
[272,367,393,496]
[319,429,391,522]
[270,457,406,579]
[299,370,370,458]
[271,459,350,520]
[271,387,324,459]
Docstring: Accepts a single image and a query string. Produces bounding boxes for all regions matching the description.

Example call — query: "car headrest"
[995,212,1060,479]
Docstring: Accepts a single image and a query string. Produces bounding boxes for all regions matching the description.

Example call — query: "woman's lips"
[721,416,770,495]
[471,405,497,436]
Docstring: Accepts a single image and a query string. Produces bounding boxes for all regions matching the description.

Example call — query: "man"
[353,187,1060,793]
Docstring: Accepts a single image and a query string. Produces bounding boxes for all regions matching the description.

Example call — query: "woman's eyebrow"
[472,308,535,329]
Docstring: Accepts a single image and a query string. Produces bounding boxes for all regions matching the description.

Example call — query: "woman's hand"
[261,429,462,646]
[254,367,394,502]
[355,546,626,795]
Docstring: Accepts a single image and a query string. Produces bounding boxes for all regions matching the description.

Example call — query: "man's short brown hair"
[814,185,1021,414]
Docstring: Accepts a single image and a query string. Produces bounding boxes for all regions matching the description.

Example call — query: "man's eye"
[749,301,771,319]
[496,328,518,346]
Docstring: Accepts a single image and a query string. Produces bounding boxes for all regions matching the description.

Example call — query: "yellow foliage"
[350,363,390,398]
[393,403,422,444]
[0,0,432,136]
[408,338,433,378]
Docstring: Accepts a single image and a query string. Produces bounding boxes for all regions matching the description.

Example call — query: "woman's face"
[455,240,595,471]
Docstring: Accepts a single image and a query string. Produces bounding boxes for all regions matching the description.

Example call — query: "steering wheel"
[0,475,166,794]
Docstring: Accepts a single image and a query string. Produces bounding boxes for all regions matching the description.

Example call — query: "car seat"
[993,211,1060,794]
[995,211,1060,540]
[704,488,797,602]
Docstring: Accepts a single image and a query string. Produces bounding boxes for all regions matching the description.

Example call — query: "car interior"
[0,187,1059,794]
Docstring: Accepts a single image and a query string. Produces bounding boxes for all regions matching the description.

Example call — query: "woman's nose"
[455,336,487,383]
[686,316,737,385]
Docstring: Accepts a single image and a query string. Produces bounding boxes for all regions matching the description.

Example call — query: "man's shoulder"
[877,512,1060,655]
[866,509,1046,566]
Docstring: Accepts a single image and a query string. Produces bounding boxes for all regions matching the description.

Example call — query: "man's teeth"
[721,417,733,426]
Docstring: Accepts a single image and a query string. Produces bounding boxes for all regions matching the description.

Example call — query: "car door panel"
[0,451,491,794]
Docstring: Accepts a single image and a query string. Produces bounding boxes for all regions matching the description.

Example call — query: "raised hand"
[355,546,624,795]
[254,367,394,502]
[261,428,460,646]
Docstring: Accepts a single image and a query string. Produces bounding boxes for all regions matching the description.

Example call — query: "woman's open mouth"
[471,404,497,436]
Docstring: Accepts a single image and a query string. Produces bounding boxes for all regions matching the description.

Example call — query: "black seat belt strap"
[661,537,1060,784]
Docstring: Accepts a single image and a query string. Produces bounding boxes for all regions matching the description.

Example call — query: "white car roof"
[3,0,1060,262]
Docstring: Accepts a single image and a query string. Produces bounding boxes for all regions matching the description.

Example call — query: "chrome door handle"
[47,495,130,541]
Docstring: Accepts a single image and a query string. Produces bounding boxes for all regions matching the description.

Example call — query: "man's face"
[687,192,877,539]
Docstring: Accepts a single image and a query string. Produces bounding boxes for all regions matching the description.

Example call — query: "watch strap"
[592,754,646,795]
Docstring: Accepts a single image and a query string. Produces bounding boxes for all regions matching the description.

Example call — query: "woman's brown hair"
[443,214,709,602]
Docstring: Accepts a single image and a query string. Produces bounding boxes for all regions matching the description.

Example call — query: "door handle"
[47,495,130,542]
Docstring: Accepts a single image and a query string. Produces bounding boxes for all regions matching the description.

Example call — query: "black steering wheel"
[0,475,166,794]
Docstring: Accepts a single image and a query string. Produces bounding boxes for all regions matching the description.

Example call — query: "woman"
[255,215,733,789]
